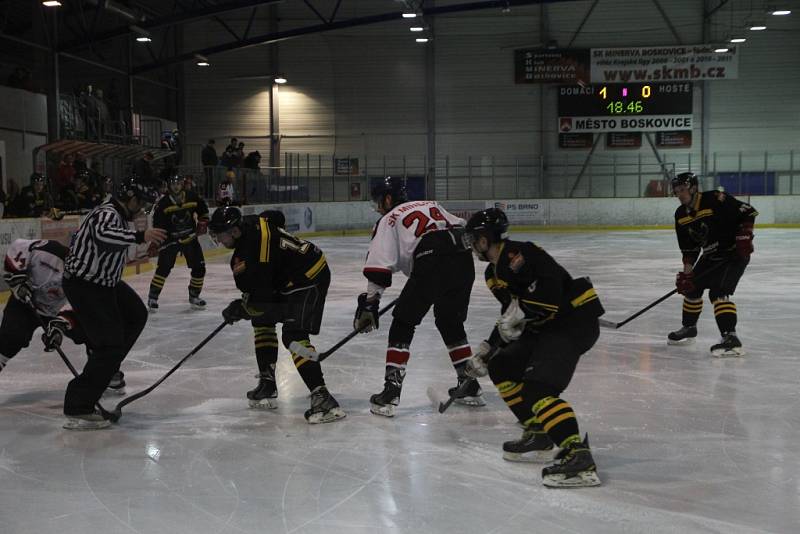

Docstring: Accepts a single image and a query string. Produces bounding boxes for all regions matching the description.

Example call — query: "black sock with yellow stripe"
[188,276,204,298]
[681,297,703,327]
[148,274,167,300]
[533,396,582,449]
[713,298,737,334]
[254,325,279,374]
[289,339,325,392]
[496,380,534,424]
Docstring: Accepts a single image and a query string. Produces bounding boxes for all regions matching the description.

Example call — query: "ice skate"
[542,435,601,488]
[189,296,206,310]
[667,325,697,345]
[147,298,159,313]
[503,424,555,463]
[711,332,744,357]
[247,371,278,409]
[370,368,404,417]
[305,386,345,424]
[63,410,112,430]
[448,376,486,407]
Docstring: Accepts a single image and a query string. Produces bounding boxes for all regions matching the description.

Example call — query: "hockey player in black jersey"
[147,175,210,312]
[668,172,758,357]
[209,206,345,424]
[462,208,604,488]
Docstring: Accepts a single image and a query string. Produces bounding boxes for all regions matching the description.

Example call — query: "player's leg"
[668,259,709,345]
[281,268,344,423]
[432,251,483,406]
[183,239,207,310]
[0,296,41,373]
[709,257,749,357]
[370,273,434,417]
[248,314,279,409]
[147,244,179,313]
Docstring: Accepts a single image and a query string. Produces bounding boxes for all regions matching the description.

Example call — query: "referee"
[62,178,166,430]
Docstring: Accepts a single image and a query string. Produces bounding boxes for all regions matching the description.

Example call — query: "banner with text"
[559,115,693,133]
[590,45,738,83]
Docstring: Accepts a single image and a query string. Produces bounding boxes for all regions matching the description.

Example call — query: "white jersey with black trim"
[363,200,465,281]
[4,239,67,316]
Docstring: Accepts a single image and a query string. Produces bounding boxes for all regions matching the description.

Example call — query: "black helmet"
[371,176,407,209]
[30,173,46,185]
[209,206,242,234]
[74,170,90,181]
[167,174,183,186]
[464,208,510,245]
[117,177,157,203]
[671,172,698,191]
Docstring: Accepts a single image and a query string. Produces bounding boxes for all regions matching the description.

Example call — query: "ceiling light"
[402,13,417,18]
[714,47,729,53]
[770,10,791,16]
[415,38,429,43]
[729,37,746,43]
[196,61,210,67]
[274,77,287,84]
[136,36,152,42]
[749,24,767,30]
[42,0,61,6]
[410,27,424,32]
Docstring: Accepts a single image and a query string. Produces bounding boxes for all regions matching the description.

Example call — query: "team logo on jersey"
[232,257,246,274]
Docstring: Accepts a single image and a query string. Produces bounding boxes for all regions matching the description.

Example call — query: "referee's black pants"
[62,277,148,415]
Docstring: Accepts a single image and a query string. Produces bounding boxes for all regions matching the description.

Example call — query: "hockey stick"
[108,320,227,421]
[22,297,114,421]
[288,298,399,363]
[599,259,729,329]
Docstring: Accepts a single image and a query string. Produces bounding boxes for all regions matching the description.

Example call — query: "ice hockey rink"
[1,228,798,534]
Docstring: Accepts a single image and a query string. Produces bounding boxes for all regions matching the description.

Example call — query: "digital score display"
[558,83,693,117]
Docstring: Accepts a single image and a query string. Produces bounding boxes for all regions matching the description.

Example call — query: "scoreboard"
[558,82,693,133]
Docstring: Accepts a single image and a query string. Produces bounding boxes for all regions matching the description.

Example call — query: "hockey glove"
[675,271,696,295]
[3,272,33,303]
[222,299,251,324]
[42,317,71,352]
[353,293,380,333]
[735,222,754,259]
[196,219,209,236]
[465,341,494,379]
[497,298,526,343]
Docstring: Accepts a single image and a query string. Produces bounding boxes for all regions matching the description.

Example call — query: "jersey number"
[402,207,450,238]
[278,228,311,254]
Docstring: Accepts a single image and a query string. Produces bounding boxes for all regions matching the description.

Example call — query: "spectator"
[220,138,237,168]
[243,150,261,170]
[201,139,218,197]
[9,173,53,218]
[132,152,156,187]
[101,176,114,202]
[234,142,245,167]
[54,154,76,194]
[216,170,237,207]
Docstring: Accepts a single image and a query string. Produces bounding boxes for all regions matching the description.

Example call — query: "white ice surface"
[1,229,799,534]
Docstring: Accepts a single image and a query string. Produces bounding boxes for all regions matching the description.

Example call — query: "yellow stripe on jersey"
[305,255,327,280]
[259,218,271,263]
[521,299,559,312]
[570,288,598,308]
[677,208,714,226]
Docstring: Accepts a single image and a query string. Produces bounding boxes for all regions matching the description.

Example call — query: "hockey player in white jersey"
[0,239,125,394]
[353,176,483,416]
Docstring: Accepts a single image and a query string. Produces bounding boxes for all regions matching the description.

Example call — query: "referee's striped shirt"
[65,200,145,287]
